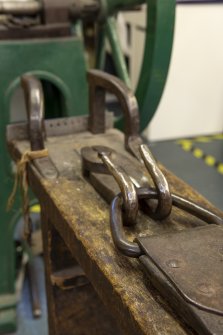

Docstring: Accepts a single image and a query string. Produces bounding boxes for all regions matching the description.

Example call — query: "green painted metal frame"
[136,0,175,129]
[105,17,131,88]
[96,0,175,131]
[0,36,88,333]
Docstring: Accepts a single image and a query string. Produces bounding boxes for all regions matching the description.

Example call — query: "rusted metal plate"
[7,128,223,335]
[138,225,223,314]
[137,225,223,335]
[139,254,223,335]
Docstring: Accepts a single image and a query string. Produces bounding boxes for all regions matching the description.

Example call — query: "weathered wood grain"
[8,128,222,335]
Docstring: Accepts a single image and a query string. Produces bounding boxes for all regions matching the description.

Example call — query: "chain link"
[110,187,223,258]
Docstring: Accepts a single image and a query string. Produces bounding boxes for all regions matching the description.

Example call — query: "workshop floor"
[149,134,223,210]
[14,256,48,335]
[10,133,223,335]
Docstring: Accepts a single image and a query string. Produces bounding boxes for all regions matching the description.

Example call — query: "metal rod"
[105,17,131,88]
[27,259,42,318]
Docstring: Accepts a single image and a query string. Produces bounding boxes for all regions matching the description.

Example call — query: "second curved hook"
[139,144,172,220]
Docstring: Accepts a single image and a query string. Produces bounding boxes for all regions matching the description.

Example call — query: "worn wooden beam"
[8,129,222,335]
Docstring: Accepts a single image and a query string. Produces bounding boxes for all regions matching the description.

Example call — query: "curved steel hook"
[20,75,58,179]
[139,144,172,220]
[97,146,138,225]
[110,194,142,257]
[82,145,138,225]
[87,69,143,160]
[21,75,45,151]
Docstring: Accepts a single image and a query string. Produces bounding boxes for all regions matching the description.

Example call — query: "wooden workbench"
[8,128,222,335]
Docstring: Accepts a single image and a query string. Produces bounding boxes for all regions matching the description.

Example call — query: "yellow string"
[7,148,48,242]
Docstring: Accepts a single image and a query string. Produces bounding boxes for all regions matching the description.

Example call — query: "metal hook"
[82,145,138,226]
[110,187,223,258]
[87,70,143,160]
[139,144,172,220]
[96,146,138,225]
[21,75,45,151]
[20,75,58,179]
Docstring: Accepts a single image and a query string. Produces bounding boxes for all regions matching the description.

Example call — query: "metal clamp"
[87,69,143,159]
[21,75,58,179]
[87,70,173,219]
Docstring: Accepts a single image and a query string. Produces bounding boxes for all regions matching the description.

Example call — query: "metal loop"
[110,187,223,258]
[87,69,144,159]
[139,144,172,220]
[110,194,142,257]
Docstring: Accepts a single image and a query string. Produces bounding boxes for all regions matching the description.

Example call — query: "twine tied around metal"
[7,149,48,243]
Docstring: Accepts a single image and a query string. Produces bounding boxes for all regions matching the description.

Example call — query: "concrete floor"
[150,134,223,210]
[14,257,48,335]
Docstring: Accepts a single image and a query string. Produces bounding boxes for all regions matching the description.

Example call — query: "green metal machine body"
[0,0,175,332]
[0,36,88,332]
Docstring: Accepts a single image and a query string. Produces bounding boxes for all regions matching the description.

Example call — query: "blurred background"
[110,3,223,141]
